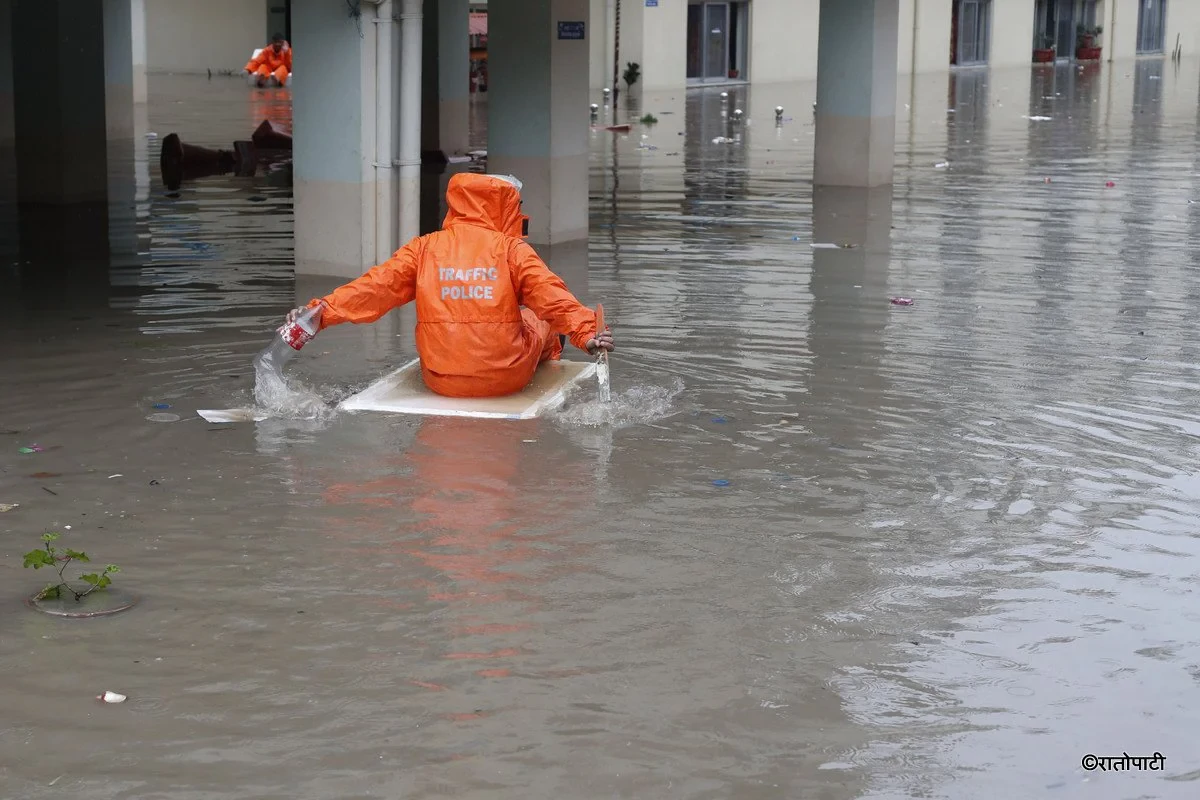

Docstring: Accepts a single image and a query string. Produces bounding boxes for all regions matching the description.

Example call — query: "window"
[1137,0,1167,54]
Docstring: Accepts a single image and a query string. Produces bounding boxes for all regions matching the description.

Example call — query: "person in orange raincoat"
[283,173,615,398]
[245,33,292,87]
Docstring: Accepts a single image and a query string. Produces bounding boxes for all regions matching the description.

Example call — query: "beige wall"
[749,0,820,83]
[1104,0,1140,60]
[145,0,267,74]
[898,0,952,74]
[618,0,689,92]
[589,0,1200,93]
[1164,0,1200,59]
[990,0,1035,69]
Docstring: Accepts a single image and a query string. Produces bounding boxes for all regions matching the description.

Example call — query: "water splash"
[252,349,337,421]
[553,377,684,428]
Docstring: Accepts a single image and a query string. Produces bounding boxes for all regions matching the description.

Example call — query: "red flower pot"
[1076,46,1102,61]
[1033,48,1056,63]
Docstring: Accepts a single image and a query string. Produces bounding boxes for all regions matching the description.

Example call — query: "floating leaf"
[23,549,54,569]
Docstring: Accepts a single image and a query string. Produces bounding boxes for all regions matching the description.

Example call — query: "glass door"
[1137,0,1166,54]
[1054,0,1074,59]
[704,3,729,80]
[955,0,990,66]
[687,4,703,79]
[688,1,739,84]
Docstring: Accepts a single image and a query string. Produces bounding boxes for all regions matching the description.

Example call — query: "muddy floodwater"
[4,62,1200,798]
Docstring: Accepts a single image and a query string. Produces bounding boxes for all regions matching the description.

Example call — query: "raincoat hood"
[443,173,528,238]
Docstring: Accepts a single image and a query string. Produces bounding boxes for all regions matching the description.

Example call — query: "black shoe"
[559,334,566,350]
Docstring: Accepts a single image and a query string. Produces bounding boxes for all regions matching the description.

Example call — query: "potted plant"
[1033,34,1056,63]
[1076,25,1103,60]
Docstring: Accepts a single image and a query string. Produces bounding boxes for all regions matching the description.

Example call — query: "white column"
[131,0,147,104]
[813,0,900,187]
[0,0,15,261]
[488,0,590,245]
[438,0,469,156]
[12,0,110,294]
[375,0,397,264]
[292,0,377,278]
[398,0,423,243]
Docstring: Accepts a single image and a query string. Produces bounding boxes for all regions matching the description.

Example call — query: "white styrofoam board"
[338,358,597,420]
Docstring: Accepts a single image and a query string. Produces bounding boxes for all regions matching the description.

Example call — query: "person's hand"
[278,306,305,333]
[586,329,614,356]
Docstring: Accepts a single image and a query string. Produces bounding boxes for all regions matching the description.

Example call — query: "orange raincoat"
[245,42,292,83]
[307,173,599,398]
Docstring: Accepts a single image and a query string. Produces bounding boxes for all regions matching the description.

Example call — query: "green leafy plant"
[1076,25,1103,46]
[23,532,120,602]
[622,61,641,89]
[639,113,658,125]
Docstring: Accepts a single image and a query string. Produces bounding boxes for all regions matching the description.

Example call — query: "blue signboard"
[557,21,585,40]
[646,0,658,6]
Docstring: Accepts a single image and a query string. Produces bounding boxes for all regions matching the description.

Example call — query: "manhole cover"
[26,585,140,618]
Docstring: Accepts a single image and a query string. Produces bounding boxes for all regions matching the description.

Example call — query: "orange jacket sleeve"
[244,50,264,72]
[307,240,421,329]
[510,240,598,351]
[284,48,293,72]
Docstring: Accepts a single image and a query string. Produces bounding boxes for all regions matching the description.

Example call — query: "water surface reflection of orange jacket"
[307,174,598,398]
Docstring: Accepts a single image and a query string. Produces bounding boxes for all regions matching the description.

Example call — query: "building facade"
[589,0,1200,91]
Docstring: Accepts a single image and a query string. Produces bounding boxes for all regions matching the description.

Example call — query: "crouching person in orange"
[245,33,292,87]
[282,174,614,398]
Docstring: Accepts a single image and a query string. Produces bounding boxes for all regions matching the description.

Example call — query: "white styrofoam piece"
[197,408,269,423]
[338,358,597,420]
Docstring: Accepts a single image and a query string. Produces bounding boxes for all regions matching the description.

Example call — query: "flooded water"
[4,61,1200,797]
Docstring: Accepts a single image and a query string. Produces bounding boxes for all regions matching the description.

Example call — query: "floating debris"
[890,297,915,306]
[98,691,127,704]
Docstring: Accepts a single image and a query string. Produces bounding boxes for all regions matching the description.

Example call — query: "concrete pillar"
[103,0,136,140]
[813,0,900,188]
[423,0,469,158]
[103,0,146,269]
[131,0,147,104]
[292,0,376,278]
[12,0,110,297]
[434,0,465,158]
[0,0,15,268]
[488,0,590,245]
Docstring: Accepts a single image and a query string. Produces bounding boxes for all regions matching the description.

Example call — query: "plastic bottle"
[255,303,323,372]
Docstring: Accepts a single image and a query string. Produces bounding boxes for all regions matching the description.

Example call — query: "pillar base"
[487,155,588,246]
[813,115,897,188]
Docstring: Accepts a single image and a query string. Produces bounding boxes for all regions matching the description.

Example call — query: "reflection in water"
[4,62,1200,797]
